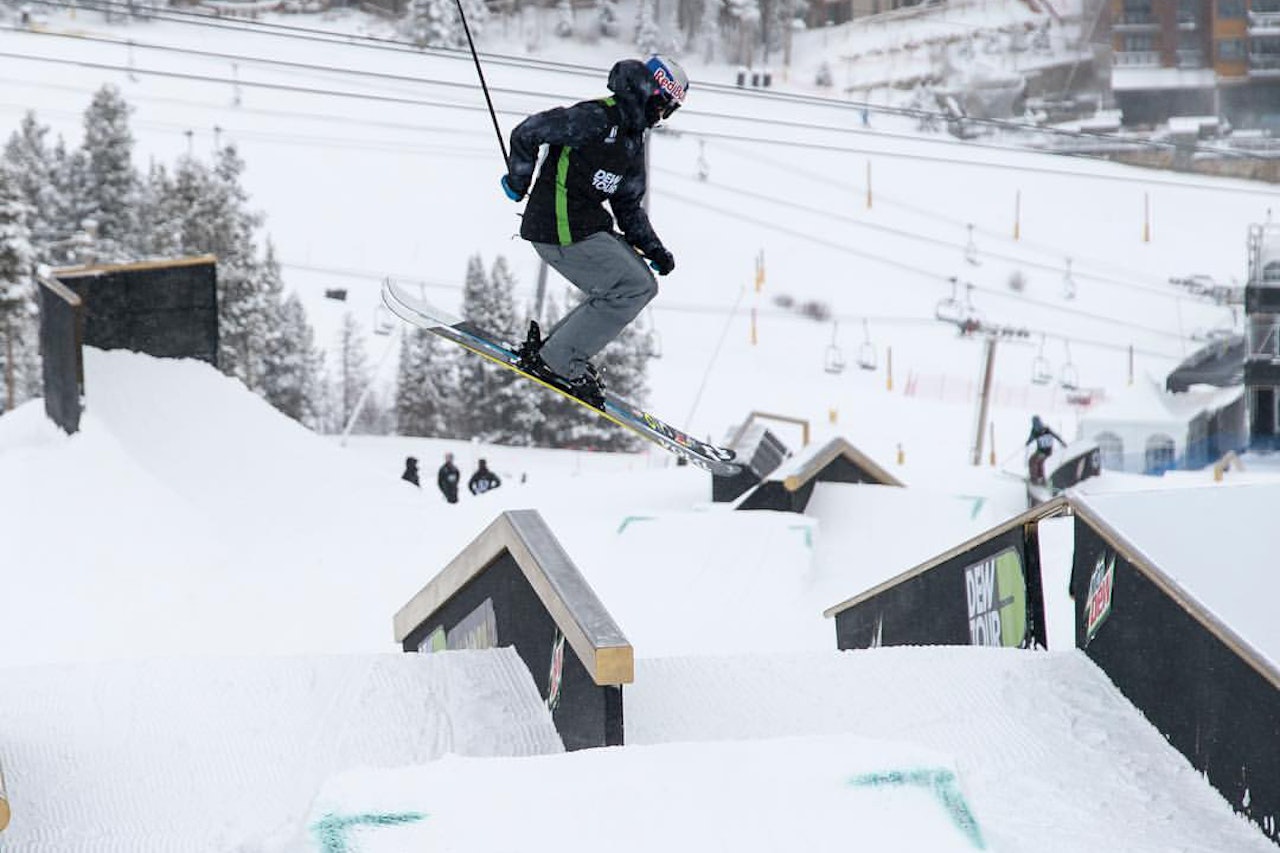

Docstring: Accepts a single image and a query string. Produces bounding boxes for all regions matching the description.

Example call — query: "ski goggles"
[651,90,682,120]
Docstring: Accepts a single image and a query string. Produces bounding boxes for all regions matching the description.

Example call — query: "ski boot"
[515,321,606,408]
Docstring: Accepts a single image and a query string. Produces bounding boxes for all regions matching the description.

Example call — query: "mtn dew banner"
[831,513,1048,652]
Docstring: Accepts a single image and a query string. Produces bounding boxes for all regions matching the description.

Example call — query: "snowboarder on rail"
[1025,415,1066,485]
[500,55,688,408]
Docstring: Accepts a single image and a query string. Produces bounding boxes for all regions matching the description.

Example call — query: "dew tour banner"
[964,547,1028,648]
[835,523,1047,651]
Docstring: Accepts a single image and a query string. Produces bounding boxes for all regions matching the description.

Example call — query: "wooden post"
[896,443,905,465]
[971,337,998,466]
[886,345,893,392]
[750,306,757,345]
[1142,192,1151,243]
[755,250,765,293]
[828,407,838,424]
[1128,343,1134,386]
[866,160,873,210]
[1013,189,1021,240]
[989,421,996,466]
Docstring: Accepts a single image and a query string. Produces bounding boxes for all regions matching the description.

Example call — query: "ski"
[381,279,742,477]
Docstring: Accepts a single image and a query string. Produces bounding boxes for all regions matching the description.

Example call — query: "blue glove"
[501,175,526,202]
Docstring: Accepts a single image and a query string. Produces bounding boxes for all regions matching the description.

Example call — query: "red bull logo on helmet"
[647,56,687,105]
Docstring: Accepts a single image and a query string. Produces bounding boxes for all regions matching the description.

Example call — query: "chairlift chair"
[935,278,965,325]
[1031,335,1052,385]
[857,319,877,371]
[1059,341,1080,390]
[824,322,847,374]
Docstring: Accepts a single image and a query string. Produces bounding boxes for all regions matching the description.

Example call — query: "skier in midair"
[500,55,688,407]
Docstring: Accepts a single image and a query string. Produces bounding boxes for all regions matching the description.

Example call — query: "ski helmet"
[644,55,689,121]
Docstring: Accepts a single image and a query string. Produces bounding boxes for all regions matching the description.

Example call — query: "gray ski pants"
[532,231,658,380]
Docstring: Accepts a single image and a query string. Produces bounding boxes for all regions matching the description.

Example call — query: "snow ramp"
[0,650,560,851]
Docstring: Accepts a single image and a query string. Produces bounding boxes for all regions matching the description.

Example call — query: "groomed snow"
[3,3,1280,850]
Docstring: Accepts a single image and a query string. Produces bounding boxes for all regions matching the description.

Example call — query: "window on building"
[1217,0,1244,18]
[1217,38,1246,60]
[1144,434,1177,474]
[1123,33,1156,52]
[1095,432,1125,471]
[1266,261,1280,283]
[1178,0,1199,23]
[1123,0,1153,14]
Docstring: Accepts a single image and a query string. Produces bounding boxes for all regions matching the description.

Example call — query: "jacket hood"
[607,59,653,131]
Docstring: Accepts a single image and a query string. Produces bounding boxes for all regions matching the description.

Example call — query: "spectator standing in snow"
[437,452,460,504]
[401,456,420,487]
[468,459,502,496]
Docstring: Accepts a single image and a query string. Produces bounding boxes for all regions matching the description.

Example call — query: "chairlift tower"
[1244,221,1280,450]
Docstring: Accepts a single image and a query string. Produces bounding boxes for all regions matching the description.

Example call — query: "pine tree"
[335,311,375,433]
[49,138,95,264]
[634,0,662,54]
[272,291,325,429]
[395,326,454,437]
[598,0,621,37]
[0,161,36,413]
[405,0,485,47]
[3,112,61,253]
[456,254,542,444]
[136,160,180,258]
[80,85,141,259]
[699,0,723,61]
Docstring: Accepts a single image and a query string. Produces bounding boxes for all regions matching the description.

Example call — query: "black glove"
[501,174,527,202]
[644,245,675,276]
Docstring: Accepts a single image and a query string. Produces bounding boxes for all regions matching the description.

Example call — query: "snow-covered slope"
[0,649,561,851]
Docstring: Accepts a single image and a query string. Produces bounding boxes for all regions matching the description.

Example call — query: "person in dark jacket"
[1026,415,1066,485]
[401,456,420,487]
[437,452,460,504]
[500,55,688,407]
[468,458,502,496]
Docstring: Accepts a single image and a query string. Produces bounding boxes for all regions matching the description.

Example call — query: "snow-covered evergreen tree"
[598,0,621,37]
[49,138,95,264]
[3,112,61,254]
[0,160,36,413]
[634,0,662,54]
[698,0,723,61]
[335,311,375,433]
[272,290,325,430]
[405,0,486,48]
[725,0,761,65]
[395,325,454,437]
[136,160,180,259]
[456,254,542,444]
[80,85,141,259]
[555,0,574,37]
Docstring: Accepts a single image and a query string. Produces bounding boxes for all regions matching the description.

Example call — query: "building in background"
[1108,0,1280,128]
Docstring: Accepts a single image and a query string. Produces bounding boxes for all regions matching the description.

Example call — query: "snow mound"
[0,649,561,852]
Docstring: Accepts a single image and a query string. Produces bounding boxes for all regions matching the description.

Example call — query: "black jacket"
[437,462,459,498]
[506,61,666,255]
[468,466,502,496]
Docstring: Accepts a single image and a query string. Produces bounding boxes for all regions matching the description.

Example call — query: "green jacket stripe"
[555,147,573,246]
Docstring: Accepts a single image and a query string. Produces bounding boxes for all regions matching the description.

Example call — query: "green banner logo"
[963,547,1027,648]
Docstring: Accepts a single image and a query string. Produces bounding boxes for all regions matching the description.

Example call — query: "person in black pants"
[437,452,460,504]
